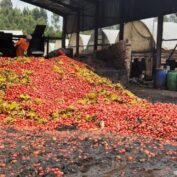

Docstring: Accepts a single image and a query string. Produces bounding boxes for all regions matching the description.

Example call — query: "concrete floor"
[127,84,177,104]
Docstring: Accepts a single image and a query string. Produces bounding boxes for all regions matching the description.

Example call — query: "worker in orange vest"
[15,35,32,57]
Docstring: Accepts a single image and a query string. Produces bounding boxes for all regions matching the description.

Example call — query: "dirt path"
[127,84,177,104]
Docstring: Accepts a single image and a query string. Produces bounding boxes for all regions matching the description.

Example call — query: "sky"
[12,0,36,10]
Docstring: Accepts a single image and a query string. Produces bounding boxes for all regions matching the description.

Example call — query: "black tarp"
[21,0,177,34]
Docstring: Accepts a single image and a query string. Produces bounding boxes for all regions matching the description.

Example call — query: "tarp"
[102,29,119,44]
[21,0,177,34]
[80,34,91,49]
[68,33,91,54]
[143,19,177,50]
[116,21,155,53]
[114,19,177,52]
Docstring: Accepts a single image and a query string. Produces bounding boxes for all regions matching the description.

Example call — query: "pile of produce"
[0,56,177,140]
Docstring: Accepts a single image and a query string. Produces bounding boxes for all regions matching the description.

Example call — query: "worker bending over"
[15,35,32,57]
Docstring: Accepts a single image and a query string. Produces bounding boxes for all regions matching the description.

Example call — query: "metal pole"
[76,11,80,56]
[119,0,124,41]
[46,37,49,55]
[62,16,66,48]
[119,22,124,41]
[156,15,164,68]
[94,1,99,51]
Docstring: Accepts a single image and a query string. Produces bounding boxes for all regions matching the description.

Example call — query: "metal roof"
[21,0,177,33]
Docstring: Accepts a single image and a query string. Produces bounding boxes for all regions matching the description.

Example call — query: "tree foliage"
[0,0,62,37]
[0,0,12,9]
[51,13,60,31]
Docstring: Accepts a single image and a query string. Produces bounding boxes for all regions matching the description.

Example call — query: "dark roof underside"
[21,0,177,34]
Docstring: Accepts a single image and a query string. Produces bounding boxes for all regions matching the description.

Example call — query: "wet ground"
[0,127,177,177]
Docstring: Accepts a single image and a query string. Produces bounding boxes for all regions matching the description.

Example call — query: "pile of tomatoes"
[0,56,176,140]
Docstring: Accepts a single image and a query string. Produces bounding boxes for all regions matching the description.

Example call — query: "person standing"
[15,35,32,57]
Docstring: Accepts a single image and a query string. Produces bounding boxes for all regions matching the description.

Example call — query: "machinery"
[27,25,46,57]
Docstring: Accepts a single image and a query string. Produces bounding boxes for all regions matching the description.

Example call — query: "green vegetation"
[0,0,62,37]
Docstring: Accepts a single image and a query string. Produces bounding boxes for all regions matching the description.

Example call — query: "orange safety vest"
[16,38,30,57]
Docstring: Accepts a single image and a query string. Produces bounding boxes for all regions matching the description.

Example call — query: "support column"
[76,11,80,56]
[156,15,164,68]
[46,37,49,55]
[94,1,99,51]
[62,16,67,48]
[119,0,124,41]
[119,22,124,41]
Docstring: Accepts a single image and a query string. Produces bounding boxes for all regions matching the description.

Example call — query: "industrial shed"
[20,0,177,32]
[20,0,177,67]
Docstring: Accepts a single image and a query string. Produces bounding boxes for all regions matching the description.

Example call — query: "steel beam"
[20,0,65,16]
[75,11,80,56]
[119,0,125,41]
[62,16,67,48]
[156,15,164,68]
[94,1,99,51]
[50,0,79,12]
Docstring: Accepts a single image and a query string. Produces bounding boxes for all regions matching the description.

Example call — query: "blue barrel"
[154,69,168,89]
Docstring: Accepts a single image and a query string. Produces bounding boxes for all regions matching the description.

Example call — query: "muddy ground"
[127,84,177,104]
[0,127,177,177]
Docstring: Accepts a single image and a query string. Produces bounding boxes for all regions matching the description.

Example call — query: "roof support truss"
[21,0,65,16]
[50,0,79,12]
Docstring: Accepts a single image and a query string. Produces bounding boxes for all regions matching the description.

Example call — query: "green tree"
[32,8,41,21]
[40,8,47,23]
[23,7,30,16]
[51,13,60,31]
[0,0,12,9]
[0,3,61,37]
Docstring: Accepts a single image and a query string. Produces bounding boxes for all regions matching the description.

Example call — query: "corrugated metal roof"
[21,0,177,33]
